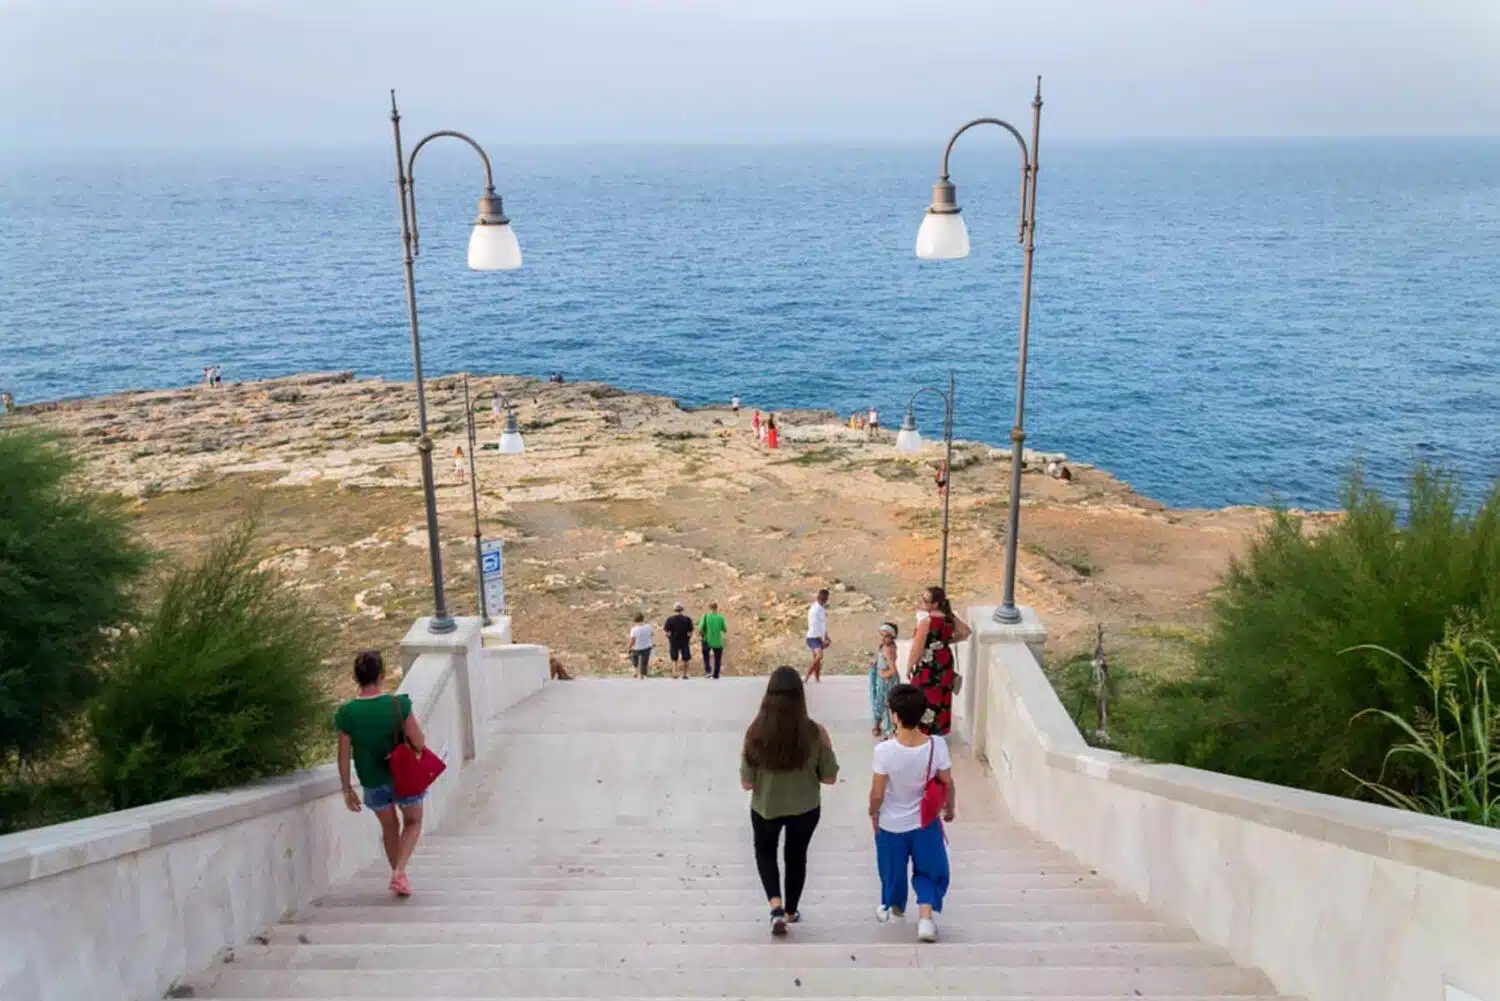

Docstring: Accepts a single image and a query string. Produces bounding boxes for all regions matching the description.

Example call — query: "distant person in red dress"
[905,586,971,736]
[766,414,779,449]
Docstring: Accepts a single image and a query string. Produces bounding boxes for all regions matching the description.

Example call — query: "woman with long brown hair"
[740,666,839,936]
[906,585,971,737]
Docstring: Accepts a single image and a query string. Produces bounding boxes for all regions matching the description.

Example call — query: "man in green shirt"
[698,601,728,678]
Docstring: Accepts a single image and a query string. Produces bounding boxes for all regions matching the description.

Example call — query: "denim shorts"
[362,784,426,811]
[806,637,826,651]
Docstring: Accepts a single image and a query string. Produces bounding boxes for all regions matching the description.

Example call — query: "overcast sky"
[2,0,1497,147]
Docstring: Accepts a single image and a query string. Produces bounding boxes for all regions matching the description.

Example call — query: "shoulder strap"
[390,694,406,748]
[926,738,936,780]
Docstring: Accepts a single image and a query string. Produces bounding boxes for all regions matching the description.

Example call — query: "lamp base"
[427,614,458,635]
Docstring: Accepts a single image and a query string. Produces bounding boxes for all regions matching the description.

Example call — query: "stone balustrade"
[965,605,1500,1001]
[0,617,549,1001]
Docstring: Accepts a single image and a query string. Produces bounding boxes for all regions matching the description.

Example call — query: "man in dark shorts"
[663,603,695,680]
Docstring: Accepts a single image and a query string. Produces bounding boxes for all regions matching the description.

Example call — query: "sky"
[1,0,1497,148]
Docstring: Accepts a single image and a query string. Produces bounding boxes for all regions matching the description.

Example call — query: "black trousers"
[702,644,723,677]
[750,807,821,914]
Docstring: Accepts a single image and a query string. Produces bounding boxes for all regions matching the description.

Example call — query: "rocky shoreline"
[6,370,1300,679]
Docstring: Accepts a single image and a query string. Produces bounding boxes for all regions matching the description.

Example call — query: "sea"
[1,139,1498,510]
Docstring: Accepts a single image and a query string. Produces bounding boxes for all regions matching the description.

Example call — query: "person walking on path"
[804,588,831,683]
[336,650,429,898]
[663,603,695,680]
[698,601,728,678]
[906,585,971,737]
[453,446,467,484]
[627,612,654,678]
[869,622,900,738]
[741,666,840,936]
[766,414,779,449]
[870,683,955,942]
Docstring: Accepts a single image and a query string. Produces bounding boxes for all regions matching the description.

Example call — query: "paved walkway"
[185,676,1293,998]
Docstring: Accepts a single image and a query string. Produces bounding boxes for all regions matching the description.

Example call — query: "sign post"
[480,539,505,622]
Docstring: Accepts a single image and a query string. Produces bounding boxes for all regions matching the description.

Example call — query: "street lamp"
[894,371,956,592]
[390,90,521,635]
[914,77,1042,625]
[461,374,526,625]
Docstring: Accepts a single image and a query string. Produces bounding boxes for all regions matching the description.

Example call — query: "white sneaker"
[917,917,938,942]
[875,905,892,923]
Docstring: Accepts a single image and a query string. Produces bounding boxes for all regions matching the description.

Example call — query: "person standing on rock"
[870,683,954,942]
[741,667,839,936]
[336,650,429,898]
[663,603,695,680]
[804,588,831,683]
[867,406,879,437]
[766,414,779,449]
[731,394,741,415]
[752,410,762,441]
[627,611,654,678]
[698,601,728,678]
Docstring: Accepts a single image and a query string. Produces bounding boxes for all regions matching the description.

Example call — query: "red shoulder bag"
[387,695,446,799]
[919,738,947,828]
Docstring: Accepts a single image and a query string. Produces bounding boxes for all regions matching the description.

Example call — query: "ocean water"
[1,140,1497,510]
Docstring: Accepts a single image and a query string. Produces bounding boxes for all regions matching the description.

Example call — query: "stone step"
[378,856,1091,877]
[265,919,1198,947]
[312,886,1128,908]
[228,940,1237,970]
[187,963,1274,997]
[197,997,1289,1001]
[292,899,1154,924]
[423,826,1043,845]
[338,872,1115,892]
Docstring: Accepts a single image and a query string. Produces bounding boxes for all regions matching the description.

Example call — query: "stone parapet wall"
[0,617,548,1001]
[967,605,1500,1001]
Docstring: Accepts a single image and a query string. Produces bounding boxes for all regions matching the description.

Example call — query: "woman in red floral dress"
[905,586,971,736]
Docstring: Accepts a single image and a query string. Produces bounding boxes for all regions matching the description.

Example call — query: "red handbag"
[387,695,445,799]
[919,738,947,828]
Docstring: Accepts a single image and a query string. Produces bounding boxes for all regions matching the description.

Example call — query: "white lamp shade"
[468,221,522,271]
[498,430,525,455]
[895,427,923,452]
[915,210,970,260]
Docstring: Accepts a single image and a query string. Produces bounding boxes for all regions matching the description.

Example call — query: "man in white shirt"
[804,588,831,682]
[867,407,879,437]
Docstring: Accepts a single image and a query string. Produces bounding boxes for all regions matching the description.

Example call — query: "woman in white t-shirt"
[868,683,954,942]
[626,612,653,679]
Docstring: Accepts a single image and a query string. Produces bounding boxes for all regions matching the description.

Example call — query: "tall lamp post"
[461,374,526,625]
[894,369,956,592]
[914,77,1042,625]
[391,91,522,635]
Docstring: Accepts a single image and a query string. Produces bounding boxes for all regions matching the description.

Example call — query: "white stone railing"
[965,605,1500,1001]
[0,618,549,1001]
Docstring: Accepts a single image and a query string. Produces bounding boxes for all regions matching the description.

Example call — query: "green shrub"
[0,430,150,768]
[1348,620,1500,826]
[90,522,332,810]
[1135,466,1500,797]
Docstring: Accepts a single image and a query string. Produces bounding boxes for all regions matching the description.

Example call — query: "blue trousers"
[875,821,949,913]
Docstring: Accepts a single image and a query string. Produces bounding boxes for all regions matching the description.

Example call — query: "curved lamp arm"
[907,385,953,418]
[392,91,505,258]
[929,77,1042,244]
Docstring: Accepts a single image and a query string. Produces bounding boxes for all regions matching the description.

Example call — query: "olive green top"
[740,732,840,820]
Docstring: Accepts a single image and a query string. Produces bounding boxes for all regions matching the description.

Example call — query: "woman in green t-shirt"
[740,666,840,936]
[335,650,428,897]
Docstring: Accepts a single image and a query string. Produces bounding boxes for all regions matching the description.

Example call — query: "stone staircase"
[181,676,1296,999]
